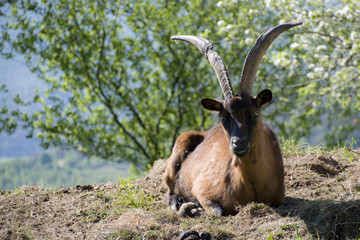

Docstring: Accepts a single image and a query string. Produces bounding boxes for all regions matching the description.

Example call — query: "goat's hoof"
[199,231,211,240]
[180,230,199,240]
[178,202,204,218]
[179,230,212,240]
[168,193,184,211]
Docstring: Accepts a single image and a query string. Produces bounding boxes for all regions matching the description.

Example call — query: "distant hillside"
[0,149,130,190]
[0,132,43,158]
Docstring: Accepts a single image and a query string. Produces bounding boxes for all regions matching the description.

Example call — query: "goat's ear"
[256,89,272,109]
[201,98,223,112]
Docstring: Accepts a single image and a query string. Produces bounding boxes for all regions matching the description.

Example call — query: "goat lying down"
[164,22,302,216]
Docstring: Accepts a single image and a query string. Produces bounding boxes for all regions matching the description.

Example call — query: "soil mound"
[1,150,360,239]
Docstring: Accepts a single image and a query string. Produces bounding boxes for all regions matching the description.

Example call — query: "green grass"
[280,136,360,163]
[75,178,154,224]
[116,178,153,210]
[280,136,310,156]
[334,137,360,162]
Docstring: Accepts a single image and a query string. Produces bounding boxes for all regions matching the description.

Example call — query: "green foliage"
[0,85,18,134]
[294,223,301,240]
[266,231,274,240]
[1,0,221,169]
[280,136,308,156]
[117,178,153,209]
[1,0,359,169]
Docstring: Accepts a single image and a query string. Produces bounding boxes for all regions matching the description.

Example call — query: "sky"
[0,55,44,157]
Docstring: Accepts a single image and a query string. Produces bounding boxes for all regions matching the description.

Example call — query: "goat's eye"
[219,111,227,121]
[254,110,260,116]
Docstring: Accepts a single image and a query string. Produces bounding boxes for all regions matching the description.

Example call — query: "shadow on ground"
[276,197,360,239]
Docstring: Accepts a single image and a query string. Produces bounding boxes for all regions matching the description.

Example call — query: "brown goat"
[164,22,302,216]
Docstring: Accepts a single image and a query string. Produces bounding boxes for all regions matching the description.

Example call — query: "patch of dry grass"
[1,146,360,239]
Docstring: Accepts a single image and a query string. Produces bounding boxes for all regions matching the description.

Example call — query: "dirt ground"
[1,148,360,239]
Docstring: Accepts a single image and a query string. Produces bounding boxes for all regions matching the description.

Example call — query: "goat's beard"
[231,145,250,158]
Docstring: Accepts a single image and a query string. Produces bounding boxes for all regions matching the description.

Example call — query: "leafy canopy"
[1,0,359,169]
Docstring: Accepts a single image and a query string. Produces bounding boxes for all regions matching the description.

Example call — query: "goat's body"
[165,22,301,216]
[164,122,284,215]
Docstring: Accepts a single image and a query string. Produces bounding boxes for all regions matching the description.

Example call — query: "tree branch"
[110,81,147,131]
[72,13,151,160]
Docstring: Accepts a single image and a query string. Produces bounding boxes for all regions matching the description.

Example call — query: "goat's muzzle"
[230,136,250,157]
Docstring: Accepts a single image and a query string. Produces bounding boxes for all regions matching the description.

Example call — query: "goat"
[164,22,302,216]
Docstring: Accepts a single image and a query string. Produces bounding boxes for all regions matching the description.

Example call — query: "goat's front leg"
[178,202,204,218]
[198,198,225,216]
[166,192,183,211]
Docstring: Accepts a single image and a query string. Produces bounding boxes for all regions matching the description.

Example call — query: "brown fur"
[164,131,204,195]
[163,92,284,215]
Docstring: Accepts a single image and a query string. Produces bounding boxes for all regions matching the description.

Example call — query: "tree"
[0,0,222,169]
[212,0,360,145]
[1,0,359,169]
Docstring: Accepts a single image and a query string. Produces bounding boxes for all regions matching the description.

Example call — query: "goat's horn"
[171,35,234,99]
[240,21,303,95]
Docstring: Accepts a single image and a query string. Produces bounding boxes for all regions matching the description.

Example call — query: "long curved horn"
[240,22,303,95]
[171,35,234,99]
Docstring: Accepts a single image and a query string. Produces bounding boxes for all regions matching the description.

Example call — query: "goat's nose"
[231,137,246,149]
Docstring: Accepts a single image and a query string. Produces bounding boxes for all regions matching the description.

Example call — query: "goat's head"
[200,89,272,157]
[171,22,302,157]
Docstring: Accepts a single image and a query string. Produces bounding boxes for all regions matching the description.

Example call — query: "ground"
[1,146,360,239]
